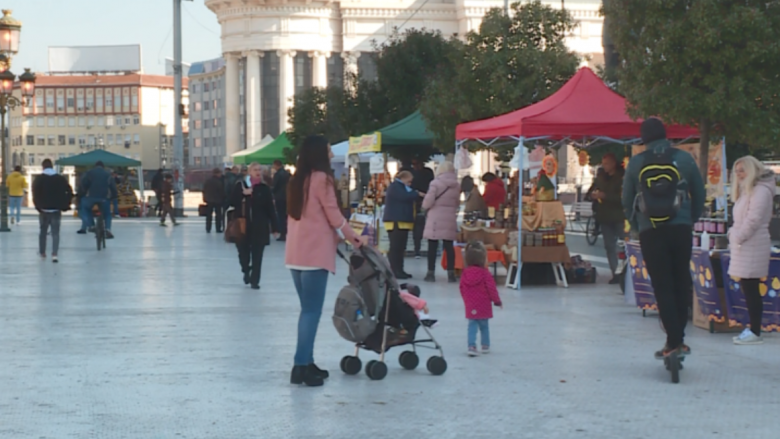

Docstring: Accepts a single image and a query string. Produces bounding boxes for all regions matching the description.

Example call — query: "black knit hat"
[640,118,667,144]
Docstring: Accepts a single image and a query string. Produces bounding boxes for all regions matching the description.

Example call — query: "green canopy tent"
[378,110,435,149]
[56,150,146,210]
[233,132,292,165]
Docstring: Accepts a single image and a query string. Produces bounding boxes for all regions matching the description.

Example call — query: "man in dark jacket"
[79,161,117,238]
[33,158,73,263]
[411,159,435,258]
[272,160,290,241]
[383,170,423,279]
[223,166,239,225]
[160,174,179,227]
[202,168,226,233]
[151,168,164,217]
[591,153,625,284]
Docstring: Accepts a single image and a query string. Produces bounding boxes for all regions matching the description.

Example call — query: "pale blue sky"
[5,0,222,75]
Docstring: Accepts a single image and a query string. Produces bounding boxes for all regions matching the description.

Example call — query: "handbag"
[421,187,450,217]
[224,199,247,243]
[198,203,209,217]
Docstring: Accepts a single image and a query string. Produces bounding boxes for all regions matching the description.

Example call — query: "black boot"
[290,365,324,386]
[243,272,250,285]
[311,363,329,379]
[424,271,435,282]
[448,270,458,283]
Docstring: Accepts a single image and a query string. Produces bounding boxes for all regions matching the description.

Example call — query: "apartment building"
[188,57,227,169]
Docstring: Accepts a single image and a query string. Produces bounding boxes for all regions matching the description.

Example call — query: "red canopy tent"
[455,67,699,143]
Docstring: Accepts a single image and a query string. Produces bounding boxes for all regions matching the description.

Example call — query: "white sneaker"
[733,328,763,345]
[52,256,58,264]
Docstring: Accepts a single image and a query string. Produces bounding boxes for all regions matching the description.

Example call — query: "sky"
[5,0,222,75]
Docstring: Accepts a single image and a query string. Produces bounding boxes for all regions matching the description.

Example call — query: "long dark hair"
[288,135,334,220]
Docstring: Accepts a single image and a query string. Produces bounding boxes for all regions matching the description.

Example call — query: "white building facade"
[188,58,228,168]
[206,0,605,157]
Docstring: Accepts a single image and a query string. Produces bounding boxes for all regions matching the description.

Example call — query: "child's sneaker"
[481,345,490,354]
[467,346,479,357]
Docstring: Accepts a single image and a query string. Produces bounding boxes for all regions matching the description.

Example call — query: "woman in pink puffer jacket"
[728,156,775,345]
[422,162,461,283]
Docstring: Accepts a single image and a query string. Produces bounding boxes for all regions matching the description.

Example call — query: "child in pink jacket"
[460,242,502,356]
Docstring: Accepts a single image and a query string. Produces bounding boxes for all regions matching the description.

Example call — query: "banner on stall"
[369,155,385,175]
[690,249,728,323]
[348,132,382,155]
[721,252,780,332]
[625,242,658,311]
[631,140,726,200]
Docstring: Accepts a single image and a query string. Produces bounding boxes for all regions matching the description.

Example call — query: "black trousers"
[154,191,163,216]
[205,203,223,232]
[740,278,764,336]
[237,240,266,286]
[388,228,409,276]
[413,215,426,254]
[428,239,454,272]
[275,199,288,238]
[639,224,693,349]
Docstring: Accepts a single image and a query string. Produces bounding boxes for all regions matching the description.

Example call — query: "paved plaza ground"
[1,214,779,439]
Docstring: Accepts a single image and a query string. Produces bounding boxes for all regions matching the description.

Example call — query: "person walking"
[622,118,705,359]
[411,159,434,258]
[590,153,625,285]
[728,156,774,345]
[462,175,487,217]
[272,159,290,242]
[6,165,27,225]
[159,174,179,227]
[481,172,506,212]
[383,170,423,279]
[422,162,460,283]
[285,135,363,387]
[230,162,278,289]
[32,159,73,263]
[151,168,164,217]
[460,241,502,357]
[223,166,239,226]
[202,168,225,233]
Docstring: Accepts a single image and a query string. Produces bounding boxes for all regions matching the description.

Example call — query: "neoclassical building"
[205,0,604,157]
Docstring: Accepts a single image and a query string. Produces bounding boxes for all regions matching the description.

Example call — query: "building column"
[278,50,296,132]
[225,53,241,157]
[311,51,329,88]
[245,50,263,148]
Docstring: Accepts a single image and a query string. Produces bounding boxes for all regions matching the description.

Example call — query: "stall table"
[442,248,507,278]
[521,197,567,231]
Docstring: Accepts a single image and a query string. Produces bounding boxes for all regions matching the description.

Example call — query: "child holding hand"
[459,242,502,356]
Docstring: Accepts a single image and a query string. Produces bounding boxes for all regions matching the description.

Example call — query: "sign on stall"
[348,132,382,155]
[369,155,385,175]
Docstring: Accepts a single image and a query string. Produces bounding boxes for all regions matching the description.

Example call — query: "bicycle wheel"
[586,217,599,245]
[96,217,104,251]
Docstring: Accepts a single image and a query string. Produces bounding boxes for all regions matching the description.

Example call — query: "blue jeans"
[468,319,490,348]
[112,198,119,216]
[291,269,330,366]
[81,197,112,231]
[9,196,22,222]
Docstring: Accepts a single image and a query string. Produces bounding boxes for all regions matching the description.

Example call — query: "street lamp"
[0,10,35,233]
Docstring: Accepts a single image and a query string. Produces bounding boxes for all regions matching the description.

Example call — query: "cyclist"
[78,161,117,239]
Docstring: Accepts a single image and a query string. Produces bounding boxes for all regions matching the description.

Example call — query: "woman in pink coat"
[728,156,775,345]
[422,162,461,283]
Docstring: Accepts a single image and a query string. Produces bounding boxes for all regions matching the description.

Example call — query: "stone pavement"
[1,217,778,439]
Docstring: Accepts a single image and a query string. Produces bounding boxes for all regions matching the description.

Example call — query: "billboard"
[48,45,142,74]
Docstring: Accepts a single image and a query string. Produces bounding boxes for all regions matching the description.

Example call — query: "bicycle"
[585,216,600,246]
[94,211,107,251]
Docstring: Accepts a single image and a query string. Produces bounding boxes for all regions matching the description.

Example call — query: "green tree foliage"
[420,0,580,155]
[603,0,780,176]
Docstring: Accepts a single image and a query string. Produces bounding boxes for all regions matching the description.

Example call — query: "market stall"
[230,135,274,165]
[57,150,144,217]
[455,67,700,289]
[232,132,291,165]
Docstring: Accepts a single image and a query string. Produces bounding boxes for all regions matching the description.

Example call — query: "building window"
[96,94,103,112]
[37,135,45,146]
[46,95,54,110]
[213,118,219,127]
[47,135,55,146]
[194,157,201,165]
[68,117,75,127]
[133,115,139,125]
[204,82,210,92]
[132,95,138,108]
[58,135,66,146]
[24,117,33,127]
[86,96,94,111]
[114,94,122,109]
[29,154,35,166]
[125,116,131,126]
[192,84,199,93]
[26,135,34,146]
[58,117,65,127]
[327,54,344,88]
[194,101,202,111]
[105,94,112,111]
[124,134,131,147]
[133,134,140,145]
[87,117,95,127]
[194,138,201,147]
[68,135,75,145]
[67,97,74,109]
[37,116,45,127]
[107,134,114,146]
[261,51,280,137]
[88,135,95,146]
[77,95,84,112]
[78,117,85,127]
[57,96,64,112]
[194,120,201,129]
[205,137,211,147]
[123,95,130,109]
[98,116,105,126]
[106,116,114,127]
[48,117,55,127]
[211,100,216,110]
[36,94,44,109]
[294,52,313,96]
[78,135,86,146]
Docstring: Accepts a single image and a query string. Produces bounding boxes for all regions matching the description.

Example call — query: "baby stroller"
[333,246,447,380]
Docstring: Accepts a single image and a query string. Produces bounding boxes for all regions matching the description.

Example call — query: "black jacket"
[151,172,164,193]
[202,176,225,204]
[229,181,279,246]
[272,168,290,202]
[81,167,117,200]
[33,172,74,212]
[383,180,418,224]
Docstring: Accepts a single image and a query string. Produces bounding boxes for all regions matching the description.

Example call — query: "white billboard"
[48,45,142,74]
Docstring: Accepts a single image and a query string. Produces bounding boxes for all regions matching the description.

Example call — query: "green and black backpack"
[636,148,684,228]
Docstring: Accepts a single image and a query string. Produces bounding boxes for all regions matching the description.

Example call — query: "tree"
[420,0,580,155]
[603,0,780,177]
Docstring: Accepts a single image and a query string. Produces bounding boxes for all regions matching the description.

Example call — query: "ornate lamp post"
[0,10,35,233]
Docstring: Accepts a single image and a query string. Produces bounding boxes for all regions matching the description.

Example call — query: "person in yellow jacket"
[6,166,27,224]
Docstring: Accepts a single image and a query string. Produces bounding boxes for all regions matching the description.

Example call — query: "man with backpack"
[622,118,705,359]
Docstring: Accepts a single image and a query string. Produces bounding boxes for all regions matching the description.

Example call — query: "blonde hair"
[731,155,765,202]
[396,170,413,181]
[436,161,455,177]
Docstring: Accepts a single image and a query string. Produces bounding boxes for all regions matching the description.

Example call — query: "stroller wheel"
[399,351,419,370]
[366,360,388,381]
[426,356,447,376]
[340,356,362,375]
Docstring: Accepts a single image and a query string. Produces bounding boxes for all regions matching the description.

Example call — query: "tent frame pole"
[515,137,524,290]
